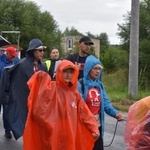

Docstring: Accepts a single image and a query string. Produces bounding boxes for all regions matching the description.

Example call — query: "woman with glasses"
[78,55,123,150]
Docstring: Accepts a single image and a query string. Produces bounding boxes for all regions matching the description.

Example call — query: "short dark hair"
[79,36,94,45]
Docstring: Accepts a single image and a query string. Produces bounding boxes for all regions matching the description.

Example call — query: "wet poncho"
[23,60,99,150]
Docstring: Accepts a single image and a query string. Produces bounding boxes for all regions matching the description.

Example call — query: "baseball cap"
[79,36,94,45]
[6,46,18,57]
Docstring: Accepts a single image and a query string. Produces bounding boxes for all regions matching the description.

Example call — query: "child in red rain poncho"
[23,60,99,150]
[124,96,150,150]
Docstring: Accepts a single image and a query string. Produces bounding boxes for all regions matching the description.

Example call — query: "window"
[67,38,73,50]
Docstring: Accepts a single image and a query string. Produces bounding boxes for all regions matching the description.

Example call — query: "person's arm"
[27,71,52,124]
[102,85,123,120]
[77,94,100,138]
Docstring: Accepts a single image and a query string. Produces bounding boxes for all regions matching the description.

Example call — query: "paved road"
[0,113,127,150]
[104,113,127,150]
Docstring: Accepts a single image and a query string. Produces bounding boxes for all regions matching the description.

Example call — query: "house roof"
[2,44,23,51]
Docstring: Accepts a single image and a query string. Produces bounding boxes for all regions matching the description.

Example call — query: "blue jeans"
[2,104,11,133]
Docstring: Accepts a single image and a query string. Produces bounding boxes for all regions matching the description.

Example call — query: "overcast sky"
[31,0,131,44]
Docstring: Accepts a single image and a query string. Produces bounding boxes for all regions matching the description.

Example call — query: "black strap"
[79,78,84,93]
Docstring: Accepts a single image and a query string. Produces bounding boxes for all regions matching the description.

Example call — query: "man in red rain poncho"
[124,96,150,150]
[23,60,100,150]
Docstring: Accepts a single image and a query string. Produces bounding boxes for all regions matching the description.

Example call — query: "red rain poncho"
[23,60,99,150]
[124,96,150,150]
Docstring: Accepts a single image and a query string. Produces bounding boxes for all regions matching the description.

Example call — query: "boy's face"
[63,68,74,83]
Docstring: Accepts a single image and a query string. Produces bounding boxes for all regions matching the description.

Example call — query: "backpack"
[79,78,84,93]
[0,65,14,104]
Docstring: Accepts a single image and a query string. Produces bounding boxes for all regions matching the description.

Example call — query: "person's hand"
[75,62,81,70]
[92,133,100,139]
[115,113,124,121]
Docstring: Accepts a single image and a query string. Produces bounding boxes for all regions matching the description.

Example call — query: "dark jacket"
[65,52,89,63]
[0,54,19,104]
[65,52,90,79]
[7,55,47,140]
[0,66,14,104]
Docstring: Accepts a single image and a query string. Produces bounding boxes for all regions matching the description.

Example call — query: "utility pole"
[128,0,139,99]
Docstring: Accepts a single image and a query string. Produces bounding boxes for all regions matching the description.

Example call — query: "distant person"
[23,60,99,150]
[65,36,93,79]
[6,38,47,140]
[124,96,150,150]
[0,46,19,138]
[45,47,61,80]
[78,55,123,150]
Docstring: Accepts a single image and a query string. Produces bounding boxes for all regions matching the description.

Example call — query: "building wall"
[61,36,100,59]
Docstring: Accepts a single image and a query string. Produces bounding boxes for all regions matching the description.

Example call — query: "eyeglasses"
[36,49,45,52]
[92,67,101,71]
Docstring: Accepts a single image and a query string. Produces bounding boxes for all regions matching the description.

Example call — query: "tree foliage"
[63,27,83,36]
[101,46,128,73]
[0,0,62,58]
[117,0,150,89]
[98,32,110,58]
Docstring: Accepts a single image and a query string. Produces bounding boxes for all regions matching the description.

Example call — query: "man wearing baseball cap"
[65,36,94,79]
[6,46,18,58]
[5,46,18,63]
[0,46,19,138]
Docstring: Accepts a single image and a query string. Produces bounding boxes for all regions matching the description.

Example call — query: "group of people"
[0,35,132,150]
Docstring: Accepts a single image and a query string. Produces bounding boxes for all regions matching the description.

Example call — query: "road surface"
[0,112,127,150]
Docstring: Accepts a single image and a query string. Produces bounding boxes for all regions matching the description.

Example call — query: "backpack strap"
[45,60,51,71]
[79,78,84,93]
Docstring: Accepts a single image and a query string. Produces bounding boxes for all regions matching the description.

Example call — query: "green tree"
[98,32,110,58]
[86,31,96,38]
[102,46,128,72]
[117,12,131,51]
[0,0,62,58]
[117,0,150,89]
[63,27,83,36]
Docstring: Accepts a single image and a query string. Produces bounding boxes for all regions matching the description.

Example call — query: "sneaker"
[4,132,12,138]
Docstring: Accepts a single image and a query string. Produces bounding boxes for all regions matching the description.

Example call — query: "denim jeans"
[2,104,11,133]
